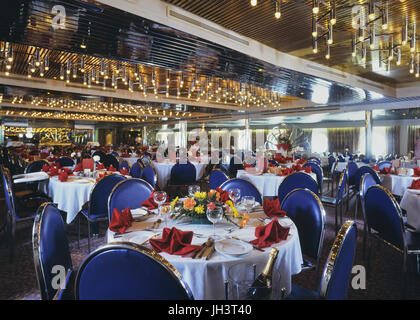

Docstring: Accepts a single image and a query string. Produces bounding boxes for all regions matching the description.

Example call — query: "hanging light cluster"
[312,0,418,77]
[0,42,14,75]
[2,43,283,109]
[250,0,282,19]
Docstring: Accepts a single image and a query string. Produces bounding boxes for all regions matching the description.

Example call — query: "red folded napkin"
[42,164,50,172]
[96,162,105,170]
[73,163,82,172]
[120,167,129,175]
[54,162,62,169]
[292,164,303,172]
[109,207,133,234]
[413,167,420,177]
[149,227,202,256]
[108,164,116,172]
[141,191,158,209]
[380,167,392,175]
[216,187,230,203]
[280,168,294,176]
[250,219,290,249]
[263,198,286,218]
[49,166,59,176]
[372,165,379,171]
[297,158,306,165]
[58,170,68,182]
[304,166,311,174]
[409,179,420,190]
[244,163,253,169]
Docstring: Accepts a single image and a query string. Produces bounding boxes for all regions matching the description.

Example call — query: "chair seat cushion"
[301,258,314,270]
[405,230,420,252]
[321,196,337,205]
[80,209,107,221]
[285,284,319,300]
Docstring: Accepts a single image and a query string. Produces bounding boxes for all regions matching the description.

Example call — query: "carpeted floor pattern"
[1,185,420,300]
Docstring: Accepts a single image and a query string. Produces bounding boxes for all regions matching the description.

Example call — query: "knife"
[194,238,213,259]
[191,239,209,259]
[231,236,264,252]
[205,246,216,260]
[202,243,215,259]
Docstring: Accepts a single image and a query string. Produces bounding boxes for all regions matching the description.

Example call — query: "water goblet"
[206,206,223,240]
[153,191,167,223]
[188,185,200,197]
[228,188,241,205]
[242,196,255,215]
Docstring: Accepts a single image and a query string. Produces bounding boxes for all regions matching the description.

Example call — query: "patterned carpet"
[1,188,420,300]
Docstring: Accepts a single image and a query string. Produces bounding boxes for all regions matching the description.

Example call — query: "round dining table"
[152,160,207,190]
[119,157,139,167]
[39,175,96,224]
[236,170,318,197]
[380,174,420,197]
[106,207,303,300]
[400,188,420,232]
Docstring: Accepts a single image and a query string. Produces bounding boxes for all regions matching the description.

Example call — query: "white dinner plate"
[215,238,253,257]
[125,231,156,244]
[131,208,150,221]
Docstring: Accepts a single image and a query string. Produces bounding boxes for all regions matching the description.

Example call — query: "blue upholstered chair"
[55,156,74,167]
[119,159,130,171]
[303,162,323,195]
[32,203,73,300]
[77,174,127,252]
[92,150,106,163]
[286,221,357,300]
[103,154,119,170]
[377,161,392,171]
[209,169,229,190]
[277,172,318,205]
[268,159,279,167]
[353,166,381,220]
[308,157,321,166]
[219,178,263,204]
[364,185,420,297]
[74,242,193,300]
[229,155,244,178]
[25,160,49,173]
[345,162,359,211]
[141,165,158,189]
[280,188,326,274]
[169,162,196,185]
[129,162,143,178]
[338,155,346,162]
[108,178,154,222]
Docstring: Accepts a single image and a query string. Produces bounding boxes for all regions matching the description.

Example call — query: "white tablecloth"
[334,161,369,173]
[152,161,207,190]
[13,172,49,184]
[400,188,420,232]
[106,210,303,300]
[380,174,419,197]
[119,157,138,166]
[39,176,96,224]
[236,170,317,197]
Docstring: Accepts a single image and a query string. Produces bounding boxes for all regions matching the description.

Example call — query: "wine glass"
[228,188,241,205]
[153,191,167,223]
[206,207,223,240]
[242,196,255,215]
[188,185,200,197]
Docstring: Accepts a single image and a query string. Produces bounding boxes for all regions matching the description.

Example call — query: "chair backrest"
[303,162,323,193]
[359,173,377,200]
[364,185,405,250]
[219,178,263,204]
[277,172,318,204]
[229,155,244,177]
[74,242,193,300]
[319,220,357,300]
[268,159,279,166]
[141,165,157,188]
[346,162,359,186]
[26,160,49,173]
[336,170,347,202]
[32,203,72,300]
[280,188,326,262]
[92,150,106,163]
[89,174,127,219]
[104,154,119,170]
[108,178,154,222]
[170,162,196,185]
[328,156,336,170]
[353,166,381,192]
[56,157,74,167]
[209,169,229,190]
[1,166,16,227]
[119,160,130,170]
[338,155,345,162]
[308,157,321,165]
[377,161,392,170]
[129,162,143,178]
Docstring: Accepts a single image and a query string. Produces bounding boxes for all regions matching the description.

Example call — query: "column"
[399,122,408,156]
[365,110,373,159]
[143,126,148,146]
[179,120,187,149]
[244,118,251,153]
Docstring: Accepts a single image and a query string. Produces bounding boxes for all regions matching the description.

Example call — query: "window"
[311,128,328,153]
[372,126,387,158]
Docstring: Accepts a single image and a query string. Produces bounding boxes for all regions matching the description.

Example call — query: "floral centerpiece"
[170,188,249,227]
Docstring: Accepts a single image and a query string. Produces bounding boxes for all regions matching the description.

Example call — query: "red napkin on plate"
[120,167,129,175]
[380,167,392,175]
[96,162,105,170]
[58,170,68,182]
[250,219,290,249]
[108,164,116,172]
[109,207,133,234]
[49,166,59,176]
[413,167,420,177]
[297,158,306,165]
[263,198,286,218]
[42,164,50,172]
[73,163,82,172]
[141,191,158,209]
[216,187,230,203]
[268,162,277,167]
[244,163,253,169]
[149,227,202,256]
[409,179,420,190]
[372,165,379,171]
[304,166,311,173]
[54,162,62,169]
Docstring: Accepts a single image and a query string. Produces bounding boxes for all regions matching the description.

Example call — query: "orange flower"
[239,212,249,228]
[183,198,196,210]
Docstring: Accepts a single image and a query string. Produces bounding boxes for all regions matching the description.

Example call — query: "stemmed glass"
[153,191,167,224]
[228,188,241,205]
[242,196,255,215]
[206,207,223,240]
[188,185,200,197]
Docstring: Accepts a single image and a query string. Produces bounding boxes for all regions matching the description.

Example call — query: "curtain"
[327,128,360,153]
[408,126,420,154]
[386,126,400,155]
[301,129,312,152]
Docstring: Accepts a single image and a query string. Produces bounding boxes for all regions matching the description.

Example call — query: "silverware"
[152,218,162,229]
[231,236,264,252]
[192,239,209,259]
[139,233,160,246]
[206,245,216,260]
[194,238,213,259]
[202,243,215,259]
[114,230,132,238]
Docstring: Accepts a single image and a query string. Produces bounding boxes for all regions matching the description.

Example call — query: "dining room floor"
[1,185,420,300]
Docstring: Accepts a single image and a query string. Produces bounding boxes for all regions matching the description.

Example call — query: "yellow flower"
[232,207,239,218]
[171,196,179,209]
[195,191,206,199]
[194,205,205,214]
[183,198,196,210]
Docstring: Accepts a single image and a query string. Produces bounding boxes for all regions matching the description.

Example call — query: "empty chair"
[32,203,73,300]
[26,160,49,173]
[345,162,359,210]
[277,172,318,205]
[377,161,392,170]
[103,154,119,170]
[74,242,193,300]
[338,155,346,162]
[286,221,357,300]
[353,166,381,220]
[169,162,196,185]
[303,162,323,195]
[129,162,143,178]
[108,178,154,222]
[78,174,127,252]
[119,159,130,171]
[308,157,321,166]
[141,165,158,189]
[364,185,420,297]
[280,188,326,274]
[209,169,229,190]
[55,156,74,167]
[219,178,262,204]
